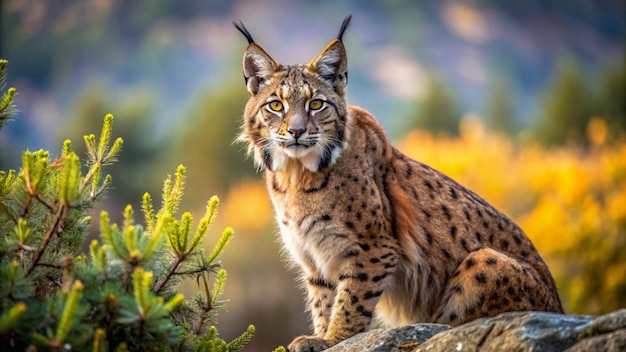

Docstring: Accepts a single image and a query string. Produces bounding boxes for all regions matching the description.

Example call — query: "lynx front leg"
[288,264,394,352]
[324,273,387,342]
[287,276,335,352]
[305,277,336,337]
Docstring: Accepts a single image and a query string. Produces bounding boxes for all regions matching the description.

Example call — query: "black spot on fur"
[442,205,452,220]
[464,208,472,221]
[271,177,285,193]
[308,278,335,290]
[450,226,458,239]
[405,165,413,178]
[372,272,390,282]
[356,305,373,318]
[475,272,487,284]
[451,284,464,294]
[304,172,330,193]
[424,228,433,244]
[461,239,470,252]
[344,250,359,257]
[485,257,497,265]
[363,290,383,299]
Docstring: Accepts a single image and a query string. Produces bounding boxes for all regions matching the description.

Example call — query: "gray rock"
[565,329,626,352]
[413,311,592,352]
[325,324,450,352]
[325,309,626,352]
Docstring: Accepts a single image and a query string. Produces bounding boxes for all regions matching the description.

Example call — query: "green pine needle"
[55,280,84,343]
[210,269,227,306]
[142,192,155,232]
[92,328,107,352]
[0,302,27,334]
[207,227,233,265]
[132,268,153,317]
[97,114,114,160]
[59,152,81,206]
[227,325,255,352]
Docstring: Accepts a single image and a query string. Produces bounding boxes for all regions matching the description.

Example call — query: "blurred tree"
[484,76,518,136]
[533,60,593,146]
[411,75,462,136]
[62,84,168,214]
[595,62,625,138]
[170,80,256,208]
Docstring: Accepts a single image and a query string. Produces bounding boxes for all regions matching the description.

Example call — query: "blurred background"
[1,0,624,350]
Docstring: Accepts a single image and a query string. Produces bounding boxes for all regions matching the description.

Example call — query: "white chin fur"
[256,144,344,173]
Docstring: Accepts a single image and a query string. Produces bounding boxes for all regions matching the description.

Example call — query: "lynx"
[235,16,563,352]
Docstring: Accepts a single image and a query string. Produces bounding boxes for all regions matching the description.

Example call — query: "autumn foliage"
[398,116,625,314]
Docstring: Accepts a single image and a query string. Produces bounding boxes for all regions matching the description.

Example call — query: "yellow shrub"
[398,117,625,314]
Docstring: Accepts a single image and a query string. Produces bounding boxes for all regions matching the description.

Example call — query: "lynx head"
[235,16,352,173]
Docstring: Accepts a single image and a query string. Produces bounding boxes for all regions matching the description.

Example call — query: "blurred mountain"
[0,0,623,158]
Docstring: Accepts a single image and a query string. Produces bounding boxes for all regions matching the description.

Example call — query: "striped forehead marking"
[277,76,313,100]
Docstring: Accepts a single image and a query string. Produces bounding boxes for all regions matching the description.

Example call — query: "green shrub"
[0,59,253,351]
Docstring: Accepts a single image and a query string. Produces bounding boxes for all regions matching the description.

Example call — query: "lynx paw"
[288,335,330,352]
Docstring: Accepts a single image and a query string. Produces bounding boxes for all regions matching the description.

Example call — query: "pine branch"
[227,325,255,352]
[25,204,67,276]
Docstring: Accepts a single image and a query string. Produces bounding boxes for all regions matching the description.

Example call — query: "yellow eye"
[309,99,323,110]
[268,101,283,112]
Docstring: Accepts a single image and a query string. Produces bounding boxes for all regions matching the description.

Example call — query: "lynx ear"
[307,15,351,94]
[242,45,279,95]
[234,20,279,95]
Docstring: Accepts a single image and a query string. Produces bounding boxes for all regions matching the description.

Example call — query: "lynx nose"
[288,127,305,139]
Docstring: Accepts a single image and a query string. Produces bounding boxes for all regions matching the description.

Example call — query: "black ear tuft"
[234,20,255,45]
[337,15,352,42]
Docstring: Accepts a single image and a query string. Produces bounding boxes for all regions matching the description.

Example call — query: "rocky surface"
[325,324,449,352]
[325,309,626,352]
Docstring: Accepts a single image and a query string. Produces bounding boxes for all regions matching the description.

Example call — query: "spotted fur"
[235,16,563,352]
